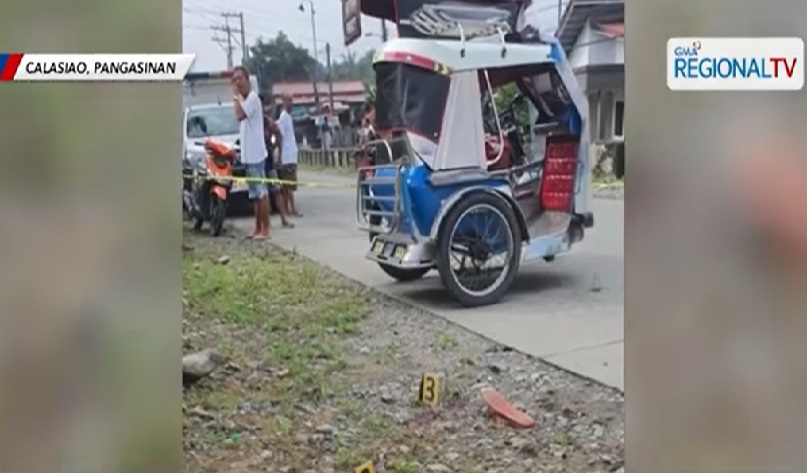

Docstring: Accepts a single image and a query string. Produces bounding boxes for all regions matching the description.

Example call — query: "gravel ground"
[593,186,624,200]
[183,230,624,473]
[592,185,624,201]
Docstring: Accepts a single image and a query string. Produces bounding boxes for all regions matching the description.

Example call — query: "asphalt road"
[235,170,624,389]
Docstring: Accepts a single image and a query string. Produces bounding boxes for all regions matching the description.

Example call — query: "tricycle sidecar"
[356,4,594,307]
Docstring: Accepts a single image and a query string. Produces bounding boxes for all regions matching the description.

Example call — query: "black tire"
[209,195,226,237]
[368,205,430,282]
[436,192,521,307]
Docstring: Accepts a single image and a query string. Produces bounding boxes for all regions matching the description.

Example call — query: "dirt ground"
[182,231,624,473]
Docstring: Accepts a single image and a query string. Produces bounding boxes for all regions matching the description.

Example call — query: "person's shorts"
[264,168,278,194]
[278,164,298,191]
[244,162,268,199]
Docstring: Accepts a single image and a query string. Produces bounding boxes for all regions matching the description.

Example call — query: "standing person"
[277,94,302,217]
[260,94,293,228]
[232,66,270,240]
[357,102,377,168]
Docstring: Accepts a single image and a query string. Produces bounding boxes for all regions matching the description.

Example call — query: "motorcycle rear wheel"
[209,195,226,237]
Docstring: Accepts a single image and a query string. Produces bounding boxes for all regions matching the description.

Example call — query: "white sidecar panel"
[432,71,487,171]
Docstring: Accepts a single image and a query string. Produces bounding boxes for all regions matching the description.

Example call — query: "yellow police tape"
[182,174,623,191]
[182,173,354,189]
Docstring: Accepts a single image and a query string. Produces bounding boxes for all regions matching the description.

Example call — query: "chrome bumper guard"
[366,233,437,269]
[355,163,404,233]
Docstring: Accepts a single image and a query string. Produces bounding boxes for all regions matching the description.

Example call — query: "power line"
[186,0,303,27]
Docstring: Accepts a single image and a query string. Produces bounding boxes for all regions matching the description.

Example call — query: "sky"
[182,0,567,72]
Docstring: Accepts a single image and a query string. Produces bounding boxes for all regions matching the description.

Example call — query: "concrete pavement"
[239,170,624,389]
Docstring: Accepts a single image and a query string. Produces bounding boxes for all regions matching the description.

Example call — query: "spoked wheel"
[437,192,521,307]
[368,203,430,282]
[209,194,226,237]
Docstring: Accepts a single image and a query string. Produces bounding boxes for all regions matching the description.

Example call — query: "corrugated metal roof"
[596,22,624,37]
[272,80,365,97]
[557,0,624,53]
[272,93,365,105]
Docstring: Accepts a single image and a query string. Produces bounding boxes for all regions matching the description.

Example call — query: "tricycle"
[355,0,594,307]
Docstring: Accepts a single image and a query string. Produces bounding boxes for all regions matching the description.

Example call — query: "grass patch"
[183,238,369,402]
[183,243,367,333]
[593,175,624,186]
[436,332,458,351]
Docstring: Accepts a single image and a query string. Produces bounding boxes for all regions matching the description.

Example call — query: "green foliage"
[331,49,375,83]
[246,32,317,91]
[494,82,530,127]
[364,82,377,109]
[246,30,377,95]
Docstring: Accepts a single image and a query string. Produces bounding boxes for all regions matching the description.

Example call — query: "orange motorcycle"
[183,138,237,236]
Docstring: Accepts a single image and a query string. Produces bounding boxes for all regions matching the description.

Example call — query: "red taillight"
[540,137,579,211]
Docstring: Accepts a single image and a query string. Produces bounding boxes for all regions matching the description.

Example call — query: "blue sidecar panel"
[369,165,512,240]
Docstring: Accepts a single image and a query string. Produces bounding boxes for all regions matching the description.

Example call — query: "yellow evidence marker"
[354,460,376,473]
[419,372,440,407]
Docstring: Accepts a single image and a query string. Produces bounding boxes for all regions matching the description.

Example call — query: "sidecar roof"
[373,37,555,75]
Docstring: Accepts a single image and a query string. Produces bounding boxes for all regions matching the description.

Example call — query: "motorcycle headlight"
[185,150,206,165]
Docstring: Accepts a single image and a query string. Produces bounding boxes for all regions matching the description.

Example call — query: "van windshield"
[186,106,239,138]
[374,62,450,142]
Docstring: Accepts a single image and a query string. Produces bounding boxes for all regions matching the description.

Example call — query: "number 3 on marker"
[419,372,439,407]
[354,460,375,473]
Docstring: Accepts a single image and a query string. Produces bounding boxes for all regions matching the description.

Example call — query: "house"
[271,80,367,148]
[271,80,366,122]
[557,0,624,145]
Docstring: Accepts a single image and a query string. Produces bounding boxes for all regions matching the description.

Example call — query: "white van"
[183,103,248,195]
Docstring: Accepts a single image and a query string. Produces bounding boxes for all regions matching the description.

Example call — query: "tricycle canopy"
[370,36,583,172]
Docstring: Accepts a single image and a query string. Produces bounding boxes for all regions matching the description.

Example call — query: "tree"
[331,51,358,80]
[330,49,375,83]
[245,32,319,91]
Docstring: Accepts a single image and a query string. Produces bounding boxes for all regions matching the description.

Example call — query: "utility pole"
[381,19,388,41]
[211,34,233,69]
[325,42,335,113]
[239,13,247,64]
[222,12,247,65]
[212,12,246,68]
[557,0,563,29]
[300,1,322,146]
[211,24,234,68]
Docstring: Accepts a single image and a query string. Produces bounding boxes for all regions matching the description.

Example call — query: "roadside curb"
[272,242,625,395]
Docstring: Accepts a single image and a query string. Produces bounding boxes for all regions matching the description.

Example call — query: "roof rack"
[406,3,513,40]
[405,3,514,57]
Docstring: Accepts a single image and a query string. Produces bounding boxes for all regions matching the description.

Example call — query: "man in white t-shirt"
[277,94,302,217]
[232,66,269,239]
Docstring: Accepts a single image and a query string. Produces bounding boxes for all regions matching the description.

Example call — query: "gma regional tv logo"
[667,37,804,90]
